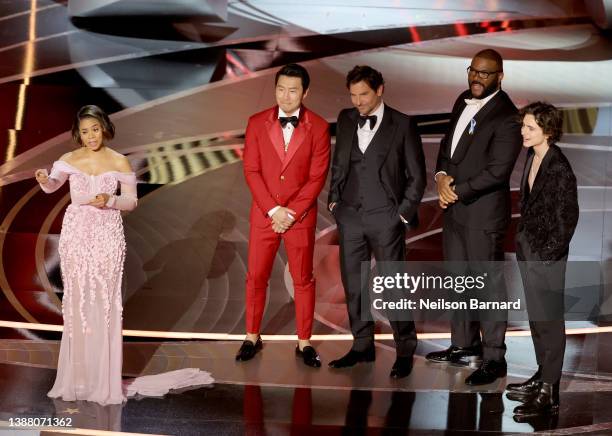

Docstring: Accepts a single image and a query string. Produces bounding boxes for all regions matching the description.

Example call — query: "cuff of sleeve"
[434,171,447,182]
[39,177,56,193]
[268,205,280,217]
[453,182,473,203]
[105,195,117,208]
[399,214,408,224]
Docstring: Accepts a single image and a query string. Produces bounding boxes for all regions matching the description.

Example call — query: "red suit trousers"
[245,224,316,339]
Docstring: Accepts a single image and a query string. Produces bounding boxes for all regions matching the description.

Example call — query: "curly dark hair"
[520,101,563,145]
[345,65,384,91]
[71,105,115,145]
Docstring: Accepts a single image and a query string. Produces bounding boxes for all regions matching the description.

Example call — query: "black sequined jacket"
[517,144,579,261]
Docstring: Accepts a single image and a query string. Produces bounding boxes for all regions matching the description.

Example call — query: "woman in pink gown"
[36,105,213,405]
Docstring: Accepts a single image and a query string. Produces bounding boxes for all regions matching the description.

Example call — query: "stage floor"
[2,334,612,435]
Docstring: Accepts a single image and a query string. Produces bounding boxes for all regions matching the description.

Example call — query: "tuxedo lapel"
[519,150,533,210]
[446,101,467,156]
[339,109,359,169]
[451,92,501,164]
[282,108,311,171]
[265,107,285,163]
[526,147,554,209]
[521,151,533,197]
[370,106,397,167]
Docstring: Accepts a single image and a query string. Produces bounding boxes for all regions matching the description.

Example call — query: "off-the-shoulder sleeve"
[105,172,138,211]
[39,161,71,193]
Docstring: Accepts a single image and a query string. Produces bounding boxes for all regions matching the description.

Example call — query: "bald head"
[473,49,503,72]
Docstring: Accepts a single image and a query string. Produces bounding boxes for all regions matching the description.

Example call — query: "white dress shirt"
[450,90,499,157]
[353,101,407,224]
[268,107,301,218]
[357,101,384,153]
[279,107,300,150]
[436,90,499,180]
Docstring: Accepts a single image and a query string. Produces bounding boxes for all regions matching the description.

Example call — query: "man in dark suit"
[426,49,522,385]
[327,65,426,378]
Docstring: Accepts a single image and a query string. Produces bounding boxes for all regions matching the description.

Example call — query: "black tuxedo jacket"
[328,104,426,227]
[436,89,522,231]
[518,144,579,261]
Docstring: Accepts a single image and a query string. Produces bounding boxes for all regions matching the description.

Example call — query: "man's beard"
[470,79,499,99]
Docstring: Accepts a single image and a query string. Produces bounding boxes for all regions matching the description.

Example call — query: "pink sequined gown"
[40,160,213,405]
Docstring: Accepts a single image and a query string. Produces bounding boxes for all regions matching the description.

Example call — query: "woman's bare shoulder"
[107,148,133,172]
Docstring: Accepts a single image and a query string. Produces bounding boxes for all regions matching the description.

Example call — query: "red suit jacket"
[243,105,331,228]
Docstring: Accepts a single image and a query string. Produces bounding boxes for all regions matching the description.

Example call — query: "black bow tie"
[358,115,377,129]
[279,116,299,128]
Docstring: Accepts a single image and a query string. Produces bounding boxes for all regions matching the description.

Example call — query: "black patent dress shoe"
[465,359,507,385]
[328,347,375,368]
[513,382,560,416]
[235,338,263,361]
[512,411,559,427]
[506,366,542,400]
[425,345,483,366]
[296,346,322,368]
[389,356,413,379]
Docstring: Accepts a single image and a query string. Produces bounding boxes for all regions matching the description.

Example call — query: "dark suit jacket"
[517,144,579,261]
[328,104,426,227]
[435,90,522,231]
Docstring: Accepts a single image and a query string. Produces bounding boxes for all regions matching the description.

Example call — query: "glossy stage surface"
[3,334,612,435]
[1,0,612,434]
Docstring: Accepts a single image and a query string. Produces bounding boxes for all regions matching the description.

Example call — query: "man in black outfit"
[327,65,426,378]
[508,102,579,417]
[426,49,522,385]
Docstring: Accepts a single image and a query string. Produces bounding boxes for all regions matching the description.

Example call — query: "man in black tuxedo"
[327,65,426,378]
[426,49,522,385]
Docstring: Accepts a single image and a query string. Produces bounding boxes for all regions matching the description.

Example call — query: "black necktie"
[358,115,377,129]
[279,116,299,128]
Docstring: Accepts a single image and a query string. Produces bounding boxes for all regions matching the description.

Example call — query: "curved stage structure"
[1,1,612,434]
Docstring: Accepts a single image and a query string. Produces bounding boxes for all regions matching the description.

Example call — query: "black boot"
[513,382,560,416]
[506,366,542,400]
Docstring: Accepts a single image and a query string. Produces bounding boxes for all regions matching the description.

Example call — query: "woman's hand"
[35,169,49,185]
[87,193,110,208]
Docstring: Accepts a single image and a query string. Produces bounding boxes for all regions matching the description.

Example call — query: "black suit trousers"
[442,218,507,361]
[334,203,417,357]
[515,231,566,384]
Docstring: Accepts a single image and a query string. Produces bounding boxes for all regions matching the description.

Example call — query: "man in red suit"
[236,63,331,367]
